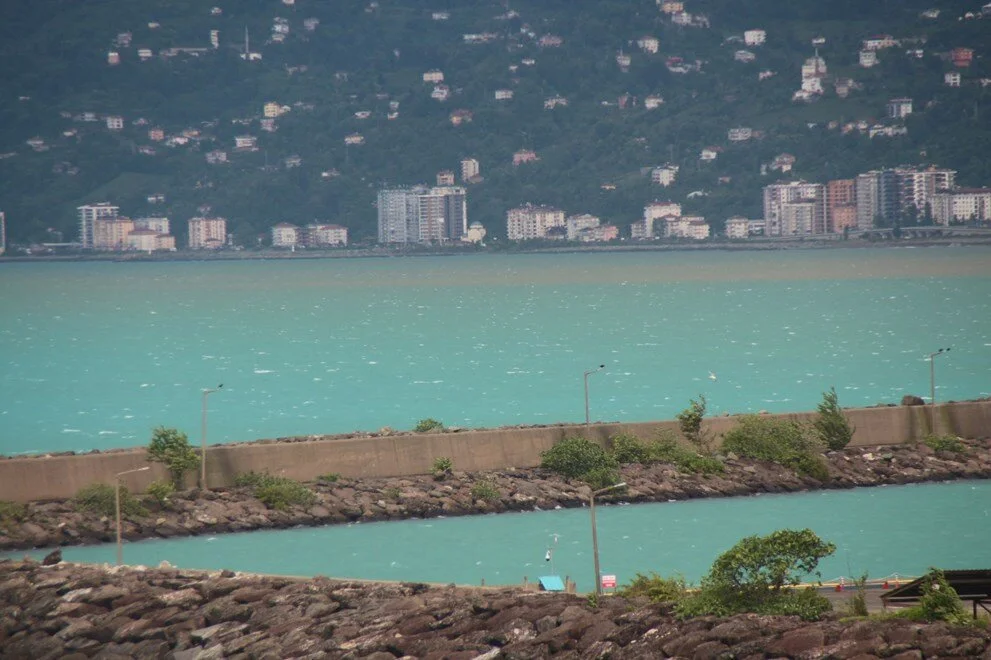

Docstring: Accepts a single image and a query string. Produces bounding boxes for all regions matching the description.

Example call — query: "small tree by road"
[147,426,200,489]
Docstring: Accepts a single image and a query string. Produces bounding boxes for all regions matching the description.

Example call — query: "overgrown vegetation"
[541,435,620,487]
[146,426,200,489]
[616,573,690,603]
[609,432,724,475]
[75,483,147,518]
[924,434,966,453]
[677,395,713,454]
[843,573,870,617]
[0,500,27,530]
[233,471,316,510]
[893,569,969,624]
[722,415,829,480]
[415,418,445,433]
[144,479,175,507]
[470,480,500,502]
[813,387,856,451]
[675,528,836,621]
[432,456,454,481]
[318,473,342,483]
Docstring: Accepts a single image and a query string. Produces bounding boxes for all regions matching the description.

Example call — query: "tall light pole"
[589,481,626,596]
[928,348,950,431]
[116,466,150,566]
[584,365,605,426]
[201,384,223,490]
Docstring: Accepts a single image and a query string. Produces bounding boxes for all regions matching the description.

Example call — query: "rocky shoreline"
[1,560,989,659]
[2,439,990,554]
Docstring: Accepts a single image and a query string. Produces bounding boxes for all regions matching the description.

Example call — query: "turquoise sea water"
[9,481,991,590]
[1,247,990,455]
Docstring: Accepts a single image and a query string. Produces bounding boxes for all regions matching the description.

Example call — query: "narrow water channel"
[10,481,990,592]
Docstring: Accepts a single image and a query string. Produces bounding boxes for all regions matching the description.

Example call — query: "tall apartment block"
[0,211,5,256]
[506,204,566,240]
[188,217,227,249]
[762,181,826,235]
[377,186,467,244]
[78,203,120,248]
[826,179,857,232]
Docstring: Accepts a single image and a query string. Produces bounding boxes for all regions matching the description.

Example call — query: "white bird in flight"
[708,371,718,381]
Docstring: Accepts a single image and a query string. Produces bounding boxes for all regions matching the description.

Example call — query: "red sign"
[601,574,617,589]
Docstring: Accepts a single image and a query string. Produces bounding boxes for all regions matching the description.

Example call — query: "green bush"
[415,418,445,432]
[0,500,27,530]
[610,433,650,464]
[617,573,689,602]
[234,471,277,489]
[147,426,200,489]
[254,478,317,510]
[894,569,968,624]
[723,415,827,480]
[677,395,713,454]
[144,479,175,506]
[582,466,622,490]
[432,456,454,481]
[541,436,617,479]
[646,432,724,475]
[924,434,966,453]
[678,453,726,475]
[676,528,836,621]
[813,387,856,450]
[470,480,500,502]
[318,473,342,483]
[75,483,147,518]
[787,453,830,481]
[645,433,683,463]
[383,486,401,500]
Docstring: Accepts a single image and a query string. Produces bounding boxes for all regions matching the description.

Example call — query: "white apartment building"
[306,224,348,246]
[651,165,679,187]
[126,229,175,251]
[637,36,659,54]
[106,116,124,131]
[188,217,227,249]
[423,70,444,83]
[494,89,514,100]
[662,216,710,239]
[931,188,991,225]
[728,127,753,141]
[859,50,878,67]
[506,204,565,240]
[565,214,601,240]
[724,216,750,238]
[887,98,913,118]
[762,181,826,235]
[744,29,766,46]
[377,186,467,244]
[460,158,480,181]
[271,222,299,247]
[78,203,120,248]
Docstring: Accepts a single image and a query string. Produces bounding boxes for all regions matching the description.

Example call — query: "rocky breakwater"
[1,560,989,659]
[2,439,990,553]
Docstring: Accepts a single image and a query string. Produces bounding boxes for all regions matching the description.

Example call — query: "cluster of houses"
[270,222,348,249]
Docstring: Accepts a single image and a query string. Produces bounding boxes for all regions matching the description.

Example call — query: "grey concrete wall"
[1,401,987,503]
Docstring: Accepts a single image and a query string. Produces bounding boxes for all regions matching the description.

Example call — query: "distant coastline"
[3,235,991,264]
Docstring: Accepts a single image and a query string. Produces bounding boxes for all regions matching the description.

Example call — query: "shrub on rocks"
[647,433,725,475]
[677,395,714,455]
[541,436,617,480]
[616,572,689,603]
[813,387,856,451]
[676,528,835,621]
[147,426,200,489]
[722,415,826,479]
[610,433,650,464]
[432,456,454,480]
[924,434,966,454]
[75,483,147,518]
[233,472,316,510]
[415,418,445,433]
[0,500,26,530]
[144,480,175,507]
[470,480,499,502]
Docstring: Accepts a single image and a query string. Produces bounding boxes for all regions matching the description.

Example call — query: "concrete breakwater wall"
[2,400,988,503]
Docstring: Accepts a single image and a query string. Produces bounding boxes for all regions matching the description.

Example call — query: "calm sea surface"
[1,247,990,455]
[9,481,991,590]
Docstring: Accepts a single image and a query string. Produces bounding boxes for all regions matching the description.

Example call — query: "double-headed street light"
[584,365,606,426]
[589,481,626,596]
[116,466,150,566]
[201,384,223,490]
[928,348,951,430]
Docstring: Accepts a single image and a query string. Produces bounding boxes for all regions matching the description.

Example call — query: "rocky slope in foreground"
[1,560,989,659]
[2,439,990,552]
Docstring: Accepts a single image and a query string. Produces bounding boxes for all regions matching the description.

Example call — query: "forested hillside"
[1,0,989,244]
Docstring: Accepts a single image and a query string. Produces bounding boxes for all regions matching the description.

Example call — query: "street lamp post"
[928,348,950,431]
[584,365,605,426]
[589,481,626,596]
[201,384,223,490]
[116,466,150,566]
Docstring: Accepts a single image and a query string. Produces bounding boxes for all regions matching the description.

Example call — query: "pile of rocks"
[1,560,988,659]
[2,439,989,553]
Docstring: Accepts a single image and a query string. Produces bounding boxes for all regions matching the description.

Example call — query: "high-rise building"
[92,217,135,250]
[0,211,5,255]
[377,186,467,244]
[826,179,857,232]
[857,167,955,226]
[78,203,120,248]
[931,188,991,225]
[762,182,825,235]
[896,167,955,217]
[460,158,480,182]
[188,217,227,249]
[133,217,170,235]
